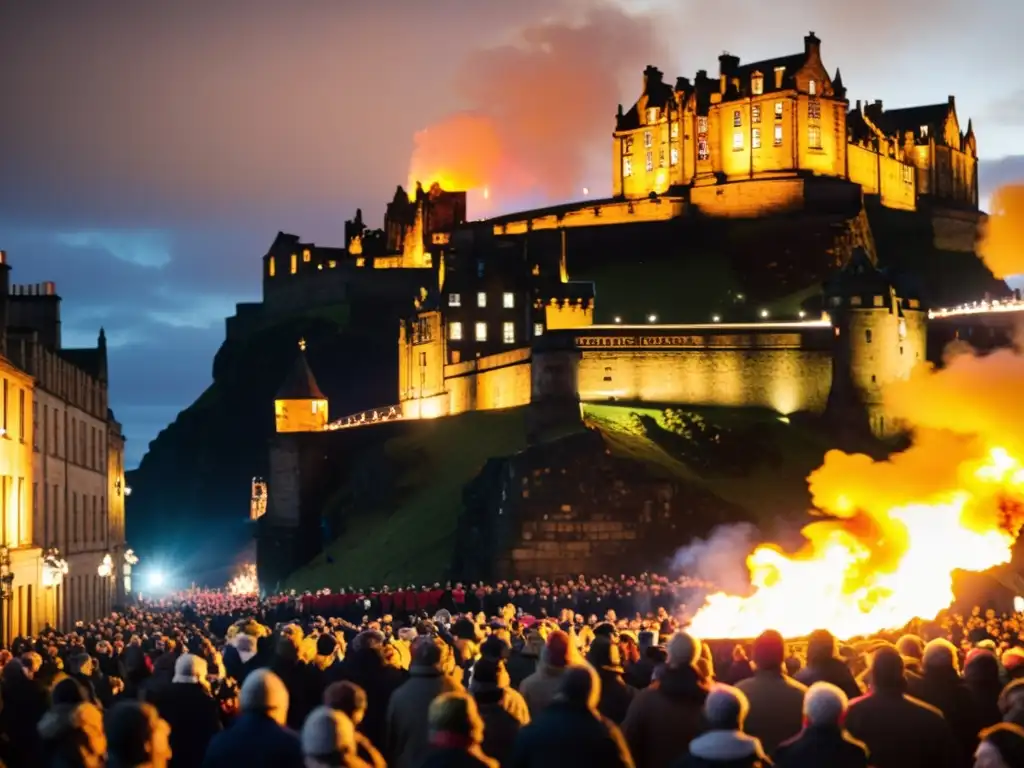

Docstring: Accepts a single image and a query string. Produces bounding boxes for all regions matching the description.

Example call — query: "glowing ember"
[228,564,258,596]
[688,447,1024,641]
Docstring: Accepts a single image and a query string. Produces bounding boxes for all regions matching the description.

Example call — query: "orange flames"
[227,563,258,596]
[979,185,1024,279]
[406,112,503,206]
[688,345,1024,640]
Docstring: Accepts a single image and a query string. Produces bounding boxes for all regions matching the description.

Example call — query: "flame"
[406,112,502,204]
[979,185,1024,279]
[688,446,1024,640]
[227,563,258,596]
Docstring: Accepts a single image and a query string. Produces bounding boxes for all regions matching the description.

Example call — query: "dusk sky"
[1,0,1022,467]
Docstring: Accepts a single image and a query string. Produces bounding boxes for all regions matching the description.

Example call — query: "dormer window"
[808,79,817,96]
[774,66,785,89]
[920,125,929,138]
[647,107,659,123]
[752,73,764,96]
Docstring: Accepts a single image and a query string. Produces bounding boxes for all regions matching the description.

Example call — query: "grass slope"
[287,408,529,590]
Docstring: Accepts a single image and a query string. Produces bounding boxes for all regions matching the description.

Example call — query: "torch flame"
[228,563,258,596]
[688,446,1024,640]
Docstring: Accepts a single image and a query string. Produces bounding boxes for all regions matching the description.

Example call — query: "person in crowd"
[104,701,173,768]
[518,630,572,717]
[973,722,1024,768]
[735,629,807,756]
[773,682,869,768]
[419,691,498,768]
[1000,679,1024,728]
[315,633,345,674]
[673,683,769,768]
[201,669,304,768]
[963,649,1003,730]
[301,706,370,768]
[37,700,107,768]
[147,654,222,768]
[622,632,709,768]
[224,633,261,685]
[908,638,982,765]
[271,626,325,732]
[386,636,464,768]
[324,681,387,768]
[895,634,926,678]
[505,631,541,691]
[511,664,634,768]
[626,631,662,689]
[794,629,861,700]
[586,636,636,724]
[330,630,407,752]
[3,655,50,765]
[844,644,958,768]
[469,657,529,765]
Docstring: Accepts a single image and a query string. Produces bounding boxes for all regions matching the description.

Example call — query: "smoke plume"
[406,2,667,211]
[672,522,759,596]
[979,185,1024,279]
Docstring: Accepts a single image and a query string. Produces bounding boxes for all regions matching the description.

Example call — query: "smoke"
[672,522,759,596]
[979,185,1024,279]
[406,2,667,210]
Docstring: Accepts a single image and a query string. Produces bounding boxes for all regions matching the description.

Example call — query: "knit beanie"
[543,630,571,668]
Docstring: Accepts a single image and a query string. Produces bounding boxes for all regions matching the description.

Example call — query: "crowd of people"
[0,574,1023,767]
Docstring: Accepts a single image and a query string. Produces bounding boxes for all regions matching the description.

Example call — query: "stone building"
[0,251,128,631]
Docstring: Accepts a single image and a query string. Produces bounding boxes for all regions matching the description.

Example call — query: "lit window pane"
[474,322,487,342]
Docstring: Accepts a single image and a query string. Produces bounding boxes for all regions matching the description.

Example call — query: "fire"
[406,112,502,204]
[688,446,1024,640]
[227,563,258,596]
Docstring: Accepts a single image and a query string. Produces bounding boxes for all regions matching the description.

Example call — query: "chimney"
[718,53,739,77]
[804,31,820,59]
[948,94,956,108]
[643,65,663,91]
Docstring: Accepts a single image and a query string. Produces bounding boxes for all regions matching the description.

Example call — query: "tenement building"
[0,251,128,633]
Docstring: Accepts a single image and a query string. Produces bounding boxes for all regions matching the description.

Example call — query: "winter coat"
[794,657,862,701]
[510,700,634,768]
[622,664,709,768]
[270,654,325,732]
[773,724,869,768]
[672,729,770,768]
[844,689,959,768]
[386,662,463,768]
[471,682,530,766]
[963,654,1002,730]
[506,652,538,691]
[0,664,48,767]
[907,666,982,766]
[329,645,408,751]
[735,671,806,756]
[595,669,636,725]
[148,681,223,768]
[518,663,565,717]
[201,711,304,768]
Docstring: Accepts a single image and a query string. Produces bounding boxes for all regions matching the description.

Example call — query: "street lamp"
[97,554,114,578]
[42,548,69,589]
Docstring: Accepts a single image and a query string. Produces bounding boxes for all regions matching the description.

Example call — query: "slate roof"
[874,103,949,136]
[276,348,325,400]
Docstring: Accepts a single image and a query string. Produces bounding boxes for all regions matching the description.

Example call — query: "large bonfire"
[688,343,1024,641]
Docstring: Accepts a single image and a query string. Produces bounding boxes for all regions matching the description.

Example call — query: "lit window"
[502,322,515,344]
[774,66,786,88]
[670,146,679,166]
[733,110,742,128]
[732,131,743,151]
[623,136,633,154]
[808,79,816,96]
[449,322,463,340]
[808,125,822,149]
[290,253,297,274]
[503,292,515,308]
[644,131,653,148]
[474,322,487,342]
[646,151,654,171]
[698,139,710,161]
[752,105,761,124]
[448,293,461,307]
[920,125,929,138]
[752,128,761,149]
[534,323,544,337]
[774,124,783,145]
[647,107,659,123]
[808,99,821,120]
[623,156,633,177]
[477,292,487,308]
[774,102,783,119]
[697,116,708,133]
[752,73,764,95]
[328,260,337,268]
[670,121,679,139]
[268,256,276,277]
[302,249,311,262]
[659,148,666,168]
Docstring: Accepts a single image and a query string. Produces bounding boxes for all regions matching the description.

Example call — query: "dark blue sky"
[1,0,1021,467]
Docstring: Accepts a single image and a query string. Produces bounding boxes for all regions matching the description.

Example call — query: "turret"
[274,339,329,433]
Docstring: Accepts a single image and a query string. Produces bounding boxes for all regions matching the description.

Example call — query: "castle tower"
[274,339,329,433]
[824,249,927,436]
[527,332,583,441]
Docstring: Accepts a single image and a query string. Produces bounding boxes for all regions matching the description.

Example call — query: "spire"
[276,342,325,400]
[832,67,846,99]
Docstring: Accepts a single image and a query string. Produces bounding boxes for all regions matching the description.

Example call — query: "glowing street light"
[712,315,721,323]
[798,310,806,319]
[647,314,658,323]
[97,554,114,578]
[760,309,769,319]
[613,316,622,324]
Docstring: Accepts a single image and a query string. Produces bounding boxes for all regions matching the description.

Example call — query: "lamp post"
[0,546,13,648]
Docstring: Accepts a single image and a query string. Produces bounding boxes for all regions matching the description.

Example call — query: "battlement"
[9,281,57,297]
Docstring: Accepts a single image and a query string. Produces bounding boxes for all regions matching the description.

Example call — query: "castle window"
[670,146,679,166]
[289,253,297,274]
[850,296,862,306]
[534,323,544,337]
[808,79,816,96]
[732,131,743,151]
[503,292,515,309]
[752,105,761,124]
[697,116,710,161]
[448,293,461,307]
[474,322,487,342]
[268,256,276,277]
[774,66,785,89]
[774,124,783,145]
[603,367,613,382]
[670,121,679,139]
[752,73,764,95]
[865,329,872,343]
[623,136,633,154]
[644,131,653,148]
[808,99,821,120]
[449,322,463,340]
[920,125,929,138]
[752,128,761,149]
[659,148,666,168]
[477,292,487,308]
[808,125,822,149]
[647,107,659,123]
[774,101,783,119]
[328,260,337,268]
[502,322,515,344]
[645,151,654,171]
[873,295,884,307]
[302,249,311,262]
[623,156,633,177]
[733,110,742,128]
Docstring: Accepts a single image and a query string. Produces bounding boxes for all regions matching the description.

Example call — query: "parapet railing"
[325,404,404,430]
[928,297,1024,319]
